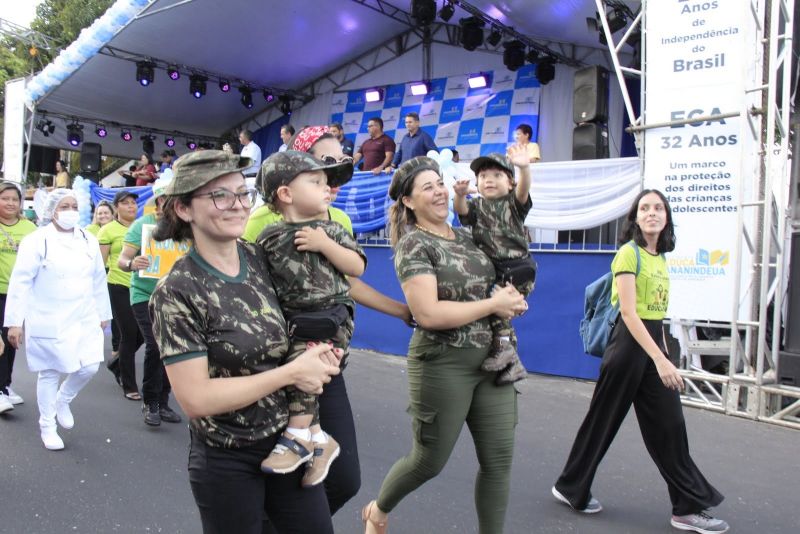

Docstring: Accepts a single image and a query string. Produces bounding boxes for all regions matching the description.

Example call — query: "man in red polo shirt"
[353,117,396,175]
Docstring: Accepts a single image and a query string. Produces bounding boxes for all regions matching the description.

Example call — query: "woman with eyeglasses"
[5,189,111,450]
[0,182,37,413]
[149,150,342,533]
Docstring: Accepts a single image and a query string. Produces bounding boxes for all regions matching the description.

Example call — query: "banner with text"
[644,0,753,321]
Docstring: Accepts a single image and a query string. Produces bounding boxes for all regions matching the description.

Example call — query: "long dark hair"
[619,189,676,253]
[152,194,194,242]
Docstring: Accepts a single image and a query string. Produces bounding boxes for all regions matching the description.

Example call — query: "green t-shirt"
[124,214,157,305]
[85,223,101,236]
[394,227,495,348]
[0,218,37,294]
[459,192,532,261]
[97,220,132,287]
[150,242,290,448]
[610,244,670,320]
[242,205,353,243]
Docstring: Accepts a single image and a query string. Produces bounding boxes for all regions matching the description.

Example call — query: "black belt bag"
[286,303,350,341]
[494,255,537,287]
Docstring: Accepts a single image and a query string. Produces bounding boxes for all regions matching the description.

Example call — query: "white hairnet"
[42,188,78,225]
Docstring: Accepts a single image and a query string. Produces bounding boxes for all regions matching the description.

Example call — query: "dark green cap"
[165,150,253,195]
[469,152,514,176]
[388,156,440,201]
[259,150,353,202]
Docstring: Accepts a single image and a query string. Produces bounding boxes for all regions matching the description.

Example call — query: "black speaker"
[784,232,800,352]
[572,123,609,160]
[80,142,102,173]
[26,145,59,174]
[573,65,609,124]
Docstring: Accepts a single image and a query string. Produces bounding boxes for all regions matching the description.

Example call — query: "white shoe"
[6,387,23,405]
[56,401,74,429]
[0,393,13,414]
[41,428,65,450]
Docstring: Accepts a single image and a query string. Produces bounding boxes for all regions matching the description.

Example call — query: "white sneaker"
[671,511,730,533]
[56,401,74,429]
[41,428,65,450]
[6,387,23,405]
[0,393,13,414]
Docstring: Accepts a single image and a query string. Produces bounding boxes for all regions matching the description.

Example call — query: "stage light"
[167,65,180,81]
[586,13,599,33]
[165,136,175,147]
[468,73,488,89]
[365,88,383,103]
[459,17,485,51]
[263,90,274,102]
[279,95,293,115]
[411,0,436,26]
[186,139,197,151]
[607,8,628,33]
[487,28,502,47]
[67,123,83,147]
[189,74,207,99]
[37,119,55,137]
[239,86,253,109]
[438,1,455,22]
[136,60,155,86]
[141,134,155,154]
[535,57,557,85]
[410,81,429,96]
[502,40,525,71]
[121,129,132,142]
[219,79,231,92]
[526,49,539,64]
[95,124,108,138]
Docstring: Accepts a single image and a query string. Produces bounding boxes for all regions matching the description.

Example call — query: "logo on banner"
[421,107,437,119]
[332,96,346,107]
[458,119,484,145]
[440,99,465,123]
[447,82,466,93]
[344,118,360,129]
[668,249,730,278]
[436,130,456,141]
[483,126,506,138]
[385,85,405,108]
[486,91,513,117]
[427,79,446,101]
[515,65,539,89]
[465,101,486,114]
[494,73,514,86]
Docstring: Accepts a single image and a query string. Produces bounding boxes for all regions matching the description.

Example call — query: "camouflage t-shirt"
[150,242,290,449]
[256,220,365,315]
[459,192,532,261]
[395,227,495,348]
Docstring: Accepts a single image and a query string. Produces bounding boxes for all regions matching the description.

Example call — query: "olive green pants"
[376,331,518,533]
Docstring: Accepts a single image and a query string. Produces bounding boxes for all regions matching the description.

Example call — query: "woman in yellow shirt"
[54,160,71,188]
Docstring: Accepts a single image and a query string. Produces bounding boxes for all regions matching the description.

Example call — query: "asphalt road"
[1,347,797,534]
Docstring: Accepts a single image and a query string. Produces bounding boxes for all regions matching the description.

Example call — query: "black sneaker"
[159,404,182,424]
[143,401,161,426]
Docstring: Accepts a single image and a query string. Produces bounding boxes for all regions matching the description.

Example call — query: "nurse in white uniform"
[5,189,112,450]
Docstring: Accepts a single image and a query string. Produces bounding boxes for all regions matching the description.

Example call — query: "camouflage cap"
[165,150,253,195]
[259,150,353,202]
[388,156,440,201]
[469,152,514,177]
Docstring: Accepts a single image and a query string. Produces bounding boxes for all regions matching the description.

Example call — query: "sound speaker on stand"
[80,142,102,183]
[572,123,609,160]
[573,65,609,124]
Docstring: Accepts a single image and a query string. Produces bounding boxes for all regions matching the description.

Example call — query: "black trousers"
[188,431,334,534]
[554,319,723,516]
[131,302,171,405]
[0,294,16,394]
[107,283,144,394]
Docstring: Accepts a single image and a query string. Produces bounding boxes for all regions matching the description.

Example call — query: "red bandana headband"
[291,125,329,153]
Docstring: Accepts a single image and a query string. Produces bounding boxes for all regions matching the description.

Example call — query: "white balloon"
[426,150,439,159]
[439,149,453,165]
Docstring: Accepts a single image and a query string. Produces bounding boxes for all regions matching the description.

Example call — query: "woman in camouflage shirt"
[361,157,526,534]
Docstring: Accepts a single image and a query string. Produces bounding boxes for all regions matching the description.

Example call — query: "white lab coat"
[4,224,112,373]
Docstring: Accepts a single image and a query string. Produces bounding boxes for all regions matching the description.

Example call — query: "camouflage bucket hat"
[259,150,353,202]
[165,150,253,195]
[388,156,440,201]
[469,152,514,177]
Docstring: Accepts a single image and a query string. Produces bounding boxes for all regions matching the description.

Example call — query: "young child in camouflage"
[453,144,534,384]
[256,150,366,487]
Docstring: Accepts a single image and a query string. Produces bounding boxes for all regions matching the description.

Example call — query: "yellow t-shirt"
[610,243,670,320]
[55,171,70,188]
[242,205,354,242]
[97,220,132,287]
[85,223,101,236]
[525,142,541,163]
[0,218,37,294]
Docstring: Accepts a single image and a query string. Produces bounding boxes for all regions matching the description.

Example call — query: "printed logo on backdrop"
[424,78,447,102]
[435,127,457,146]
[485,91,513,117]
[464,95,490,118]
[385,84,405,108]
[331,96,346,114]
[439,99,465,123]
[346,91,366,113]
[457,118,484,145]
[445,77,468,99]
[515,65,540,89]
[482,116,508,141]
[668,248,730,280]
[419,101,441,125]
[493,72,515,88]
[511,87,540,115]
[343,113,361,132]
[381,110,399,129]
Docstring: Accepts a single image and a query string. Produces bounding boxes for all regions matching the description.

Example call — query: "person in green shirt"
[85,201,115,236]
[118,178,185,426]
[0,181,37,412]
[98,190,143,400]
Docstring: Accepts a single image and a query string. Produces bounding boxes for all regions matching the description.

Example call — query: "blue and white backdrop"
[330,65,541,161]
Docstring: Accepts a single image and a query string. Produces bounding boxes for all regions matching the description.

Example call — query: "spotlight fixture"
[535,57,557,85]
[467,73,488,89]
[186,139,198,151]
[37,119,55,137]
[121,129,133,142]
[502,40,525,72]
[95,124,108,138]
[167,65,180,81]
[410,81,430,96]
[487,28,502,47]
[136,60,155,86]
[438,0,455,22]
[141,134,155,154]
[239,86,254,109]
[364,88,384,103]
[278,94,293,115]
[263,90,275,103]
[189,74,207,99]
[411,0,436,26]
[219,79,231,92]
[459,17,485,51]
[526,49,540,64]
[165,136,176,148]
[66,123,84,147]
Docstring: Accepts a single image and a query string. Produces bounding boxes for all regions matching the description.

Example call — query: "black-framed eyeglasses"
[192,188,256,210]
[319,155,354,166]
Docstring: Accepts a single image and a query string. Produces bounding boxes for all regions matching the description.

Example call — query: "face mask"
[56,210,80,229]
